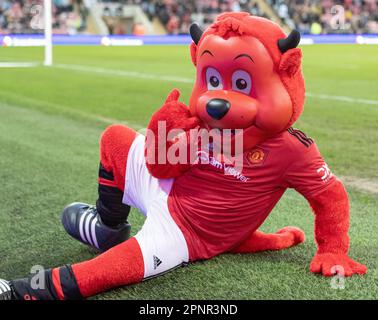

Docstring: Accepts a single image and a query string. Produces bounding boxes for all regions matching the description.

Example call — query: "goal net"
[0,0,52,67]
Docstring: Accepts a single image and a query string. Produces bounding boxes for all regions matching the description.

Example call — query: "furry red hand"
[145,89,201,179]
[151,89,200,133]
[310,253,367,277]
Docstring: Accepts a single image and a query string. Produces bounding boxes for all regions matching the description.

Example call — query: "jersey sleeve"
[282,138,336,199]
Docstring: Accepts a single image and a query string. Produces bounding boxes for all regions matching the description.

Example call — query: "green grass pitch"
[0,44,377,300]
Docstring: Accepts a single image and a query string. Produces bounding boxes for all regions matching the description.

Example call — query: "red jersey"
[168,128,336,261]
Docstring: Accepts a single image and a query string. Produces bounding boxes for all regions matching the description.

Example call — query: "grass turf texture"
[0,45,377,300]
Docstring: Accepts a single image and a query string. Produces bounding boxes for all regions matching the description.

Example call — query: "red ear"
[190,42,198,66]
[278,48,302,77]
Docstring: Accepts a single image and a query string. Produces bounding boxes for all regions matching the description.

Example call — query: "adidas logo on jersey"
[153,255,162,269]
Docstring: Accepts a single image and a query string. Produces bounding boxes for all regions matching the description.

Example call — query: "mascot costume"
[0,13,366,300]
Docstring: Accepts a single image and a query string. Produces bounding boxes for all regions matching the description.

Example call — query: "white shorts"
[122,134,189,279]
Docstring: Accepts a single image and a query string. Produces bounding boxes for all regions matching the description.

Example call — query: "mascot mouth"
[195,90,259,131]
[201,121,245,135]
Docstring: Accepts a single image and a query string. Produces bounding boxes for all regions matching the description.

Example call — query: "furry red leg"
[100,124,137,191]
[230,227,305,253]
[71,237,144,298]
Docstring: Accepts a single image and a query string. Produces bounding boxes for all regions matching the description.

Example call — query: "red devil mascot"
[0,13,366,300]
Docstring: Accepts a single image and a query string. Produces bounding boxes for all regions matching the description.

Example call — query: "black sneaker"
[61,202,131,252]
[0,279,13,300]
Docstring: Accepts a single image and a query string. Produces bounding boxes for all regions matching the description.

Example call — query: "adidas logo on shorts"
[153,255,162,269]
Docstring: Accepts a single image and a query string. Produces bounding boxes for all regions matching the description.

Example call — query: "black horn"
[278,30,301,53]
[190,22,203,45]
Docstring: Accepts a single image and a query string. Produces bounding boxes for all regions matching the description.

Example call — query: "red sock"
[72,237,144,298]
[51,238,144,299]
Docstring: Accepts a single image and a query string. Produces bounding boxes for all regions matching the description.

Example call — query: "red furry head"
[188,13,305,149]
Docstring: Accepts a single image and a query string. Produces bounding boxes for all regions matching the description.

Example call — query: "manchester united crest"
[246,149,267,165]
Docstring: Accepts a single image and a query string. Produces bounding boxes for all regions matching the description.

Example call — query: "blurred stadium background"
[0,0,378,35]
[0,0,377,300]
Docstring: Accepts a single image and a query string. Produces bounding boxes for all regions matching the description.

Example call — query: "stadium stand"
[270,0,378,34]
[0,0,89,34]
[0,0,377,35]
[137,0,267,34]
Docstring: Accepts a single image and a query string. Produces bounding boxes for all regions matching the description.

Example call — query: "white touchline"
[0,98,145,131]
[0,62,40,68]
[54,63,193,84]
[54,63,378,107]
[305,92,378,106]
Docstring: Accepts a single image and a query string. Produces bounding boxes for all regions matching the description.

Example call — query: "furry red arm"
[145,89,200,179]
[307,179,367,276]
[282,136,367,277]
[309,179,350,254]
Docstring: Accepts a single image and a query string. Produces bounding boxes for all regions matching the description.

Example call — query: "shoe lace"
[85,206,98,216]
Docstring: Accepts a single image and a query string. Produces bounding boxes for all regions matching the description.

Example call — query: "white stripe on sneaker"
[0,280,10,293]
[84,213,94,246]
[91,216,99,249]
[85,215,95,247]
[79,212,88,244]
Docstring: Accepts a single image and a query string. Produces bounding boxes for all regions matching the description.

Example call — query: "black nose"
[206,99,230,120]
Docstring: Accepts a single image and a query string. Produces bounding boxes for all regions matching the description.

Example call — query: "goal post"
[44,0,53,66]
